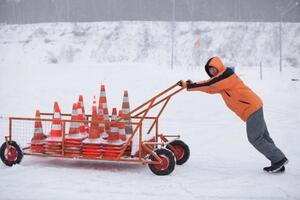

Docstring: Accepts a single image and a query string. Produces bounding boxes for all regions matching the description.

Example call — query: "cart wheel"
[148,148,175,176]
[167,140,190,165]
[0,141,23,167]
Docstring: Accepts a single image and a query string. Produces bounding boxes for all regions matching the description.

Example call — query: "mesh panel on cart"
[11,120,52,148]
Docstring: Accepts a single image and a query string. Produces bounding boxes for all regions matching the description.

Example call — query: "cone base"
[31,139,46,145]
[46,137,63,143]
[83,138,102,144]
[65,133,88,140]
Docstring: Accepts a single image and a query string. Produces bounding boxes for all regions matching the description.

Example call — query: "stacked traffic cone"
[108,108,119,141]
[82,97,103,158]
[97,103,109,139]
[121,91,136,156]
[79,95,89,132]
[64,102,88,157]
[118,110,127,141]
[30,110,46,153]
[68,103,79,135]
[89,96,100,139]
[98,84,110,131]
[99,108,128,159]
[45,102,63,156]
[122,90,133,135]
[78,95,85,114]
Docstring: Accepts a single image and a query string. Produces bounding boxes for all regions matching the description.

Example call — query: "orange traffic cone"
[118,110,127,141]
[68,103,79,135]
[79,95,89,132]
[97,103,108,138]
[122,90,133,135]
[50,102,62,137]
[89,96,100,139]
[82,97,104,158]
[99,109,128,159]
[30,109,46,152]
[45,102,63,155]
[98,84,110,131]
[108,108,119,141]
[76,102,89,138]
[64,102,88,157]
[65,102,88,141]
[78,95,85,115]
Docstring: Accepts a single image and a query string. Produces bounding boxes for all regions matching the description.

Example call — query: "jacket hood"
[205,56,226,77]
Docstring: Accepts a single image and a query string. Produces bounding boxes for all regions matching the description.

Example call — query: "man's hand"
[186,80,192,84]
[177,80,186,88]
[177,80,192,88]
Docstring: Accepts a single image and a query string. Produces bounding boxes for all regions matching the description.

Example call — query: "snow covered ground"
[0,22,300,200]
[0,63,300,200]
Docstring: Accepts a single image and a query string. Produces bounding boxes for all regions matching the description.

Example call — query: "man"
[178,56,288,173]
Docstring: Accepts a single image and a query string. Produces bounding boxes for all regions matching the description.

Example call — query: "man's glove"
[177,80,192,88]
[186,80,192,85]
[177,80,185,87]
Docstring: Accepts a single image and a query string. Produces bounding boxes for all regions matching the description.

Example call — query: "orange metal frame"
[5,83,184,165]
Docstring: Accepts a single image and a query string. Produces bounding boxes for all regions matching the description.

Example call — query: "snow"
[1,22,300,200]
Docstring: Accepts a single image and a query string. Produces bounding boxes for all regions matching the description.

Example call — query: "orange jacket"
[187,57,263,121]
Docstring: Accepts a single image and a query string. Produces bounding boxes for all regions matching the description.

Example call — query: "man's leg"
[246,108,285,163]
[263,128,275,146]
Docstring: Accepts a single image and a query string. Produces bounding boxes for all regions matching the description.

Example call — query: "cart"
[0,83,190,175]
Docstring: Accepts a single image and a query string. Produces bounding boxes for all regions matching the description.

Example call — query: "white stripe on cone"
[122,108,130,114]
[34,128,43,133]
[99,123,105,128]
[123,97,129,102]
[70,122,80,128]
[54,112,60,118]
[111,127,119,133]
[51,124,61,130]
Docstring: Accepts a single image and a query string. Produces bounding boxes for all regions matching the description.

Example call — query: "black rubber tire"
[148,148,175,176]
[167,140,190,165]
[0,141,23,167]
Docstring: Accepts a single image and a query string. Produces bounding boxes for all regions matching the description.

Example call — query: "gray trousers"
[246,108,285,163]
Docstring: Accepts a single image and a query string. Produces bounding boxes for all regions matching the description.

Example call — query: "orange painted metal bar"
[129,83,179,116]
[5,136,9,146]
[141,143,162,162]
[155,119,159,147]
[9,118,12,141]
[117,84,183,159]
[143,142,164,145]
[131,116,156,119]
[116,99,156,160]
[41,112,92,117]
[23,151,160,164]
[146,97,171,135]
[138,124,143,160]
[159,134,180,138]
[62,121,65,156]
[132,87,183,117]
[9,117,89,123]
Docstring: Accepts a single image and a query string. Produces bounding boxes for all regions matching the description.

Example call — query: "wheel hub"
[173,145,184,160]
[154,155,169,171]
[5,146,17,161]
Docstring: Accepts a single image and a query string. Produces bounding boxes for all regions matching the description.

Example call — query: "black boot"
[263,157,288,173]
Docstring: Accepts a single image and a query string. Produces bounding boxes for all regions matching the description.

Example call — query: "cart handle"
[129,83,184,117]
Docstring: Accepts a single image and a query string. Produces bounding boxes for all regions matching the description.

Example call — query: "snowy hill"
[0,21,299,69]
[0,22,300,200]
